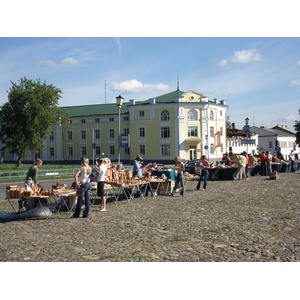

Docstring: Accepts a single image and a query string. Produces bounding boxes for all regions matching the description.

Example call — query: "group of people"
[17,148,298,217]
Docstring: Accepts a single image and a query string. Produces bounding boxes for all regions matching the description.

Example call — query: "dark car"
[184,161,201,175]
[142,163,165,174]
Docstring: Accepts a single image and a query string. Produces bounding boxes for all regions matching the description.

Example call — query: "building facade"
[250,125,299,159]
[2,90,228,164]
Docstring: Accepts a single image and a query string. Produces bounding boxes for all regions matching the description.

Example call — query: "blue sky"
[1,37,299,130]
[1,1,299,132]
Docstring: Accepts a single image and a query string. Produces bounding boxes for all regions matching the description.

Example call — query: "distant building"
[1,89,228,164]
[226,123,258,155]
[250,125,299,159]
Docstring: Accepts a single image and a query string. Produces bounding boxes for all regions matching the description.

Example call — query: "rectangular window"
[124,148,130,155]
[109,146,115,156]
[139,145,146,155]
[188,126,198,137]
[49,131,54,141]
[139,111,144,117]
[269,141,273,148]
[49,147,55,157]
[81,146,87,156]
[80,130,86,140]
[123,116,129,121]
[95,118,100,123]
[109,117,114,122]
[67,147,73,157]
[161,145,170,156]
[161,127,170,138]
[95,146,101,156]
[210,144,214,155]
[123,128,129,135]
[67,131,73,140]
[81,119,86,124]
[94,129,100,140]
[139,127,145,138]
[109,129,115,139]
[210,127,214,137]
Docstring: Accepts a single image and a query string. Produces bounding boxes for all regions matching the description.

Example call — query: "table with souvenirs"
[5,181,77,219]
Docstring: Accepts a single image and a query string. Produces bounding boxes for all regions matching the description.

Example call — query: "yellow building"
[6,89,228,164]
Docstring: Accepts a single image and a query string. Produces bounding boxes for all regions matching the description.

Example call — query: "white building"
[250,125,299,159]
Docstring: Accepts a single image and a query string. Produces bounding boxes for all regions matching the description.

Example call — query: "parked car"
[184,161,201,175]
[142,163,165,174]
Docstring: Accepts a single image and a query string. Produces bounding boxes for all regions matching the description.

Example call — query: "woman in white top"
[71,157,92,218]
[96,157,110,212]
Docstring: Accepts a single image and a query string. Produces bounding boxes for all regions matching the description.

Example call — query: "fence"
[0,168,78,181]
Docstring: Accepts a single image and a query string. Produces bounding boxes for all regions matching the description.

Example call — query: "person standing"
[18,158,43,211]
[236,152,246,180]
[196,155,210,190]
[133,155,143,178]
[71,157,92,218]
[96,157,110,212]
[289,150,296,172]
[171,157,185,197]
[266,151,273,175]
[260,151,268,176]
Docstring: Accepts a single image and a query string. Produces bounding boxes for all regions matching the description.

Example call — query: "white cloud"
[36,59,56,66]
[289,79,300,86]
[296,60,300,68]
[109,79,170,94]
[219,48,262,67]
[61,57,82,65]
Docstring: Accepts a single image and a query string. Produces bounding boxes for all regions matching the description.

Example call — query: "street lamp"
[245,117,249,125]
[116,95,124,165]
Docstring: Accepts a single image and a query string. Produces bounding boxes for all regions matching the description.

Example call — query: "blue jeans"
[73,182,90,217]
[197,169,208,190]
[172,173,185,196]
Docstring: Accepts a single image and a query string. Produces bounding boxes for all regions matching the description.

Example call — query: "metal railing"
[0,168,78,180]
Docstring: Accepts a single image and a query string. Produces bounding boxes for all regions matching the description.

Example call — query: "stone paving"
[0,172,299,262]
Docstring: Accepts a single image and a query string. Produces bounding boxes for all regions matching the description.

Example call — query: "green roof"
[61,90,185,118]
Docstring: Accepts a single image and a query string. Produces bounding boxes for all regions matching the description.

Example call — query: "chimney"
[149,98,156,104]
[129,99,135,105]
[232,123,236,129]
[214,98,219,104]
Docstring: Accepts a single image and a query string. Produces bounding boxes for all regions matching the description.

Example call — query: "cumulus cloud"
[289,79,300,86]
[109,79,170,94]
[61,57,82,65]
[219,48,262,67]
[36,59,56,66]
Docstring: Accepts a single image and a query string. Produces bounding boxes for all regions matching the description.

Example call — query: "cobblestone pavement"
[0,172,299,262]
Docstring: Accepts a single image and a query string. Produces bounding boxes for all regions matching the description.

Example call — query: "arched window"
[188,109,197,120]
[160,110,170,121]
[210,110,214,121]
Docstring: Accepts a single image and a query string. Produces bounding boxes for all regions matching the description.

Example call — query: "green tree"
[294,109,300,146]
[0,77,68,167]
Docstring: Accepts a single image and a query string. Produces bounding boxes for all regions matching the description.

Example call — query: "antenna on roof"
[177,72,180,91]
[104,80,107,104]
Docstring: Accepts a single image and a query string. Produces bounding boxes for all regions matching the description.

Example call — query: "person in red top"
[260,151,268,176]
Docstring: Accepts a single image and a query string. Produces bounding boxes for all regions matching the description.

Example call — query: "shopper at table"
[18,158,43,211]
[133,155,143,178]
[289,150,296,172]
[260,151,268,176]
[71,157,92,218]
[236,152,247,180]
[196,155,210,190]
[266,151,272,175]
[95,157,111,212]
[171,157,185,197]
